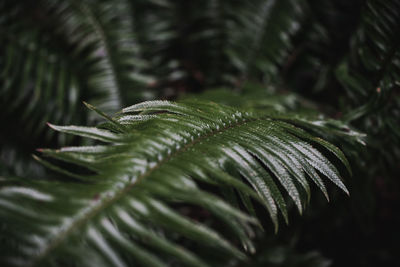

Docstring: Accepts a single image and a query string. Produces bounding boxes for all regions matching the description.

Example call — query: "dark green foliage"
[281,0,400,265]
[1,0,399,266]
[0,101,354,266]
[337,0,400,166]
[0,0,149,144]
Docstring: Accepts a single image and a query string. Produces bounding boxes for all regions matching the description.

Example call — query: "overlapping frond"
[0,0,152,176]
[0,1,89,143]
[127,0,306,93]
[229,0,305,81]
[335,0,400,172]
[336,0,400,105]
[0,0,148,145]
[0,101,352,266]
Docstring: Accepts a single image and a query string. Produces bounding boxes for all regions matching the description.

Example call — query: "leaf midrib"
[74,1,123,106]
[32,115,255,265]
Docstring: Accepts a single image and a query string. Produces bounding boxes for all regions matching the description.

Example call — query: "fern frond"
[336,0,400,103]
[229,0,305,80]
[127,0,306,92]
[0,1,87,143]
[0,101,352,266]
[333,0,400,173]
[67,0,152,106]
[0,0,149,144]
[0,0,153,176]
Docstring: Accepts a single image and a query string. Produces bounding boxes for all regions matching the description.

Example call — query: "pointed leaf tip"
[46,122,57,130]
[83,101,94,109]
[345,188,350,196]
[82,102,124,131]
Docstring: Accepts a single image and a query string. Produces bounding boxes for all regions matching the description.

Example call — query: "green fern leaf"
[0,100,352,266]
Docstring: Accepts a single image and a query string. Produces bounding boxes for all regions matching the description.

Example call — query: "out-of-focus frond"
[337,0,400,102]
[0,0,149,144]
[0,0,151,175]
[335,0,400,172]
[128,0,306,94]
[229,0,305,82]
